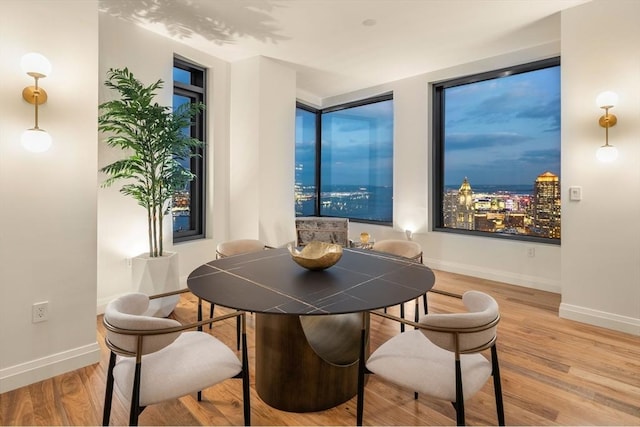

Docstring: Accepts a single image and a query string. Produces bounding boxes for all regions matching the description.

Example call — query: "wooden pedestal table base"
[255,312,369,412]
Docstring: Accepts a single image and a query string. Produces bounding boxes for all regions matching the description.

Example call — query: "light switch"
[569,186,582,201]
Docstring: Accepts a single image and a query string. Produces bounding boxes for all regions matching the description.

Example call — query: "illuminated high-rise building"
[455,177,474,230]
[442,191,458,227]
[532,171,561,238]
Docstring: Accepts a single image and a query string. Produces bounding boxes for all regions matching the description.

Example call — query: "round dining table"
[187,246,435,412]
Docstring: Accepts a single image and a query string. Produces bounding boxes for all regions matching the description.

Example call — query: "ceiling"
[99,0,589,101]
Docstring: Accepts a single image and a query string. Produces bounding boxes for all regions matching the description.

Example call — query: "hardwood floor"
[1,269,639,425]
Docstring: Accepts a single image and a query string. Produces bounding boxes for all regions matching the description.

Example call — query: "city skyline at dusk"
[443,171,561,240]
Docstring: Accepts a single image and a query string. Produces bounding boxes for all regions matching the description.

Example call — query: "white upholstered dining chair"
[103,291,251,426]
[356,290,504,426]
[371,239,426,331]
[216,238,268,258]
[199,239,269,349]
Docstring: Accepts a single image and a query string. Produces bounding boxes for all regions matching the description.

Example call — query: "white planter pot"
[132,251,180,317]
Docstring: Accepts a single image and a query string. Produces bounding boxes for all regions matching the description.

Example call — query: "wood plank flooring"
[1,269,639,425]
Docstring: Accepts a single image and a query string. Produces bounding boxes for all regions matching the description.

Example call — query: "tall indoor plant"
[98,67,204,257]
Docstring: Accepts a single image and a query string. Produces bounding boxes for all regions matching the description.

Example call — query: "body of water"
[173,215,190,232]
[296,184,393,222]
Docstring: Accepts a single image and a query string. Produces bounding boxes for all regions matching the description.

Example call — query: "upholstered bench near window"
[295,217,351,247]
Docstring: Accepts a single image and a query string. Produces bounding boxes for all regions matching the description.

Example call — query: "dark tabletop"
[187,247,435,315]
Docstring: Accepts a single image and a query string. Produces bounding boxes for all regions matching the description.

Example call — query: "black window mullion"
[314,108,321,216]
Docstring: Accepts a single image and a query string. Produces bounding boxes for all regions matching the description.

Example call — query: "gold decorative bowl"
[288,241,343,271]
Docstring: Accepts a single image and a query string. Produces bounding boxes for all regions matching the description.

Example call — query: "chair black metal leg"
[455,359,465,426]
[356,320,367,426]
[197,298,203,332]
[130,361,142,426]
[414,298,419,324]
[399,304,405,333]
[209,303,215,329]
[241,329,251,426]
[423,293,428,314]
[491,345,505,426]
[102,351,117,426]
[236,317,241,350]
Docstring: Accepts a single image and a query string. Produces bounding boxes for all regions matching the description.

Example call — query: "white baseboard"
[425,258,639,336]
[424,257,561,293]
[0,342,101,393]
[559,303,640,336]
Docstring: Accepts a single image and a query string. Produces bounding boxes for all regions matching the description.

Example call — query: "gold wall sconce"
[20,52,52,152]
[595,91,618,162]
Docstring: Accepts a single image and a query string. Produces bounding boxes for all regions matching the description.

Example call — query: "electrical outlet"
[527,247,536,258]
[32,301,49,323]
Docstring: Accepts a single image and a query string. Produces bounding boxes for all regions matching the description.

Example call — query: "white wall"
[0,1,100,392]
[229,58,261,240]
[560,0,640,334]
[257,59,297,245]
[97,14,233,309]
[229,57,297,245]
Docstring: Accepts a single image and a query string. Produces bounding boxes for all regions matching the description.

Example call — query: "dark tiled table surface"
[188,247,435,315]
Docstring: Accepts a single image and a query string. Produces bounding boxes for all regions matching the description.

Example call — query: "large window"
[295,94,394,224]
[172,57,206,242]
[433,58,561,242]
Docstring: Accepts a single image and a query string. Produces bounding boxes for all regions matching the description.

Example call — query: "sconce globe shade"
[21,128,52,153]
[596,145,618,163]
[20,52,51,77]
[596,91,618,108]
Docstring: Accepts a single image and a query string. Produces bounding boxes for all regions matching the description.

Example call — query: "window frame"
[296,92,394,225]
[432,57,561,244]
[172,56,207,243]
[295,102,322,216]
